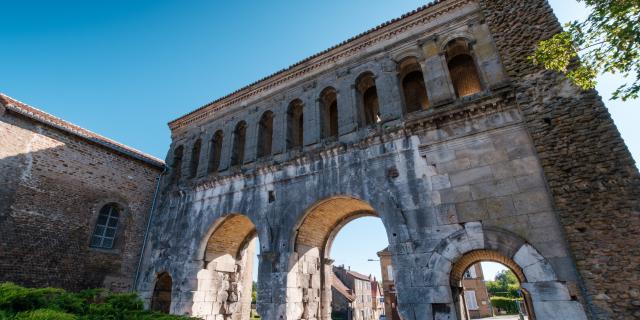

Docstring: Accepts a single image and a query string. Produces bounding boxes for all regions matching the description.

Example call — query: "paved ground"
[477,315,528,320]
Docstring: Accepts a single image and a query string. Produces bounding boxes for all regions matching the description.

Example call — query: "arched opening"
[398,57,429,114]
[445,38,483,98]
[319,87,339,139]
[190,139,202,178]
[151,272,172,314]
[356,72,380,126]
[289,197,390,320]
[208,130,224,174]
[171,145,184,183]
[287,99,304,149]
[192,214,258,319]
[257,111,274,158]
[231,121,247,167]
[450,250,533,320]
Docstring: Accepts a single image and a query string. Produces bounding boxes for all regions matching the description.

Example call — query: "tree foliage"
[530,0,640,101]
[486,270,520,298]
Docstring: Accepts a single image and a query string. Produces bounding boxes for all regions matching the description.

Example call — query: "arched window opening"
[319,88,339,139]
[445,38,483,98]
[356,73,380,126]
[292,197,391,320]
[151,272,172,314]
[231,121,247,167]
[171,145,184,183]
[287,99,304,149]
[451,252,533,320]
[190,139,201,178]
[399,57,429,114]
[257,111,274,158]
[193,214,259,319]
[90,204,120,249]
[208,130,223,174]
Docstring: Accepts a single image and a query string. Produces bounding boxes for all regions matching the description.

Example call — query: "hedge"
[0,282,189,320]
[490,296,523,314]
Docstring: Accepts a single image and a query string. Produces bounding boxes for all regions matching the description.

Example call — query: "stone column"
[421,37,456,106]
[336,74,358,136]
[244,110,259,164]
[218,121,235,171]
[376,58,404,122]
[303,94,320,146]
[469,22,508,89]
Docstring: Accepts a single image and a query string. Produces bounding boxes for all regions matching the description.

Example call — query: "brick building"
[461,263,492,319]
[331,266,381,320]
[0,94,164,292]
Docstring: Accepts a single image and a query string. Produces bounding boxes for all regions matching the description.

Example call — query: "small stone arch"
[170,145,184,183]
[397,56,429,114]
[230,121,247,167]
[443,37,483,98]
[192,214,258,320]
[208,130,224,173]
[189,138,202,178]
[425,223,588,320]
[257,110,275,158]
[319,87,339,139]
[151,271,173,314]
[287,99,304,149]
[355,71,380,126]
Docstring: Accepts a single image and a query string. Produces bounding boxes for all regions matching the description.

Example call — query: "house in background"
[461,263,492,319]
[377,248,400,320]
[331,265,382,320]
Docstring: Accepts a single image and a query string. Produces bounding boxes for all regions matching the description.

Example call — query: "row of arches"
[171,38,484,181]
[148,196,585,320]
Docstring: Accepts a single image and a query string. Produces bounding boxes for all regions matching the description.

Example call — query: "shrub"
[14,309,77,320]
[490,296,522,314]
[0,283,64,313]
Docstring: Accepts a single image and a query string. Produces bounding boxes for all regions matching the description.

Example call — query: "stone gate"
[136,0,640,319]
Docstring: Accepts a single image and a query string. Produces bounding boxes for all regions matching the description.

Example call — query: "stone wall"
[478,0,640,318]
[0,97,163,291]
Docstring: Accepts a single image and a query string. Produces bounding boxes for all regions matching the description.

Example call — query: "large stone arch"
[286,196,389,320]
[192,214,258,320]
[419,223,588,320]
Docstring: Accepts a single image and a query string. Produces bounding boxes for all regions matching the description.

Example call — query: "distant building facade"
[377,248,400,320]
[331,265,381,320]
[461,263,492,319]
[0,94,164,292]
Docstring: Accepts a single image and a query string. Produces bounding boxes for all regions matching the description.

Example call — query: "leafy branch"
[530,0,640,101]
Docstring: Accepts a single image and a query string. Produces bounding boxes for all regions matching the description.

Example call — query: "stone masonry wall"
[479,0,640,317]
[0,107,162,291]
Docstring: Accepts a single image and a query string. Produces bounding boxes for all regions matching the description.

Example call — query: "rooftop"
[0,93,165,168]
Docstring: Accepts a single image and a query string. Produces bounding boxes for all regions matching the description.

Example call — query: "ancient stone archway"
[287,196,384,320]
[423,223,588,320]
[151,272,173,314]
[192,214,257,319]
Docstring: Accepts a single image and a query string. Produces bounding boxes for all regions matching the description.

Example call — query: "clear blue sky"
[2,1,637,281]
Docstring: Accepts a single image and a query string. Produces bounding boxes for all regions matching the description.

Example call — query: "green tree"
[486,270,520,298]
[530,0,640,101]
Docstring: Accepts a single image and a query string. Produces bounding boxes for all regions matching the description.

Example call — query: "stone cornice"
[169,0,475,131]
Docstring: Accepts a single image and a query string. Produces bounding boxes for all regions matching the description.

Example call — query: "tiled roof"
[169,0,458,129]
[347,270,372,281]
[331,271,355,302]
[0,93,165,168]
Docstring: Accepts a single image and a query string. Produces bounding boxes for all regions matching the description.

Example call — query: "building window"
[387,265,394,281]
[287,99,304,149]
[230,121,247,166]
[319,87,338,139]
[257,111,274,158]
[356,72,380,126]
[464,265,477,279]
[445,38,483,98]
[208,130,223,173]
[464,290,479,310]
[189,139,201,178]
[90,204,120,249]
[398,57,429,114]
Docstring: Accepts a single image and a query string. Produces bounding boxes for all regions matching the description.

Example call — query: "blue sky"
[2,1,637,281]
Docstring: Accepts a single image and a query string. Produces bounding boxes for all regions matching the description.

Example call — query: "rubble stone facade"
[0,95,164,292]
[132,0,638,319]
